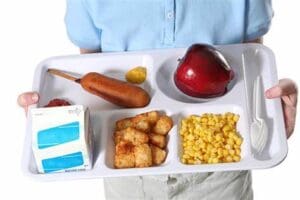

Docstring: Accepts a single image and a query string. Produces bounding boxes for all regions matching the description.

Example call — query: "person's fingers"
[265,78,298,99]
[264,78,298,139]
[17,92,39,108]
[282,102,297,139]
[282,94,297,108]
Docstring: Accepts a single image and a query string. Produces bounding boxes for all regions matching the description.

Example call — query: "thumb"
[17,92,39,108]
[265,79,297,99]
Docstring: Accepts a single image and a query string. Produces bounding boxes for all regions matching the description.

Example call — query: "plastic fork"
[250,76,268,154]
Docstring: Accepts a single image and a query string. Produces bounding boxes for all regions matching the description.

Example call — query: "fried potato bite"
[135,111,160,125]
[134,144,152,167]
[149,133,167,148]
[115,127,149,145]
[153,116,173,135]
[131,116,151,132]
[116,117,134,131]
[150,145,167,165]
[114,141,135,168]
[122,127,149,145]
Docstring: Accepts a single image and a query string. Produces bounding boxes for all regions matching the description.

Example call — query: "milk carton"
[30,105,93,173]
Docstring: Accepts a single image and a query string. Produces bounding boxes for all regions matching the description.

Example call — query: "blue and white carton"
[30,105,93,173]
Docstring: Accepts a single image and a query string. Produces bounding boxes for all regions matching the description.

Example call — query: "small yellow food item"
[180,112,243,165]
[125,66,147,84]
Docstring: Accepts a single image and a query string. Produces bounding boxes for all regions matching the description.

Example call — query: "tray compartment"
[155,52,238,103]
[176,104,251,165]
[35,54,155,111]
[100,108,177,169]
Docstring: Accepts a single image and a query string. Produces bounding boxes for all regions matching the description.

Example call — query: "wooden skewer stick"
[47,68,81,83]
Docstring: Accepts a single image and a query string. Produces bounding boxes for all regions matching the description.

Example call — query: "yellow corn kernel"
[225,144,231,150]
[227,138,235,146]
[217,148,223,156]
[193,145,200,151]
[235,148,241,155]
[229,149,235,156]
[182,154,190,159]
[187,159,194,164]
[207,144,213,151]
[203,154,209,162]
[211,153,218,158]
[215,133,223,141]
[223,149,229,157]
[187,134,194,141]
[233,155,241,162]
[194,160,202,164]
[211,148,218,154]
[201,117,208,123]
[207,135,213,143]
[228,131,235,138]
[235,138,243,146]
[213,142,222,148]
[233,115,240,122]
[226,156,233,162]
[212,157,219,164]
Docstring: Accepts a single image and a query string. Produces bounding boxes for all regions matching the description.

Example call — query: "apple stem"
[177,58,182,62]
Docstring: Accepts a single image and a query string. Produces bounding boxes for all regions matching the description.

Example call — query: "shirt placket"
[164,0,175,45]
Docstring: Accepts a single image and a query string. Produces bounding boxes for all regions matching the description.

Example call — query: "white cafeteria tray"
[22,43,288,181]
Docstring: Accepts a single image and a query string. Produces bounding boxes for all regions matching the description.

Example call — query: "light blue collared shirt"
[65,0,273,52]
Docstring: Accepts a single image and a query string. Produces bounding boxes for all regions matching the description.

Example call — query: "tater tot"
[134,144,152,167]
[115,140,134,155]
[150,145,167,165]
[114,153,135,168]
[149,133,167,148]
[131,116,151,132]
[114,141,135,168]
[122,127,149,145]
[153,116,173,135]
[136,111,160,125]
[116,117,134,131]
[145,111,160,124]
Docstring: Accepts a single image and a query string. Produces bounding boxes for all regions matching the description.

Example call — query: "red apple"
[174,44,234,98]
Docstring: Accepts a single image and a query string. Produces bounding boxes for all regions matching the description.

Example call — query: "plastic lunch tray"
[22,43,288,181]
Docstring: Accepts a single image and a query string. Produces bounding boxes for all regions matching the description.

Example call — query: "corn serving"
[180,112,243,164]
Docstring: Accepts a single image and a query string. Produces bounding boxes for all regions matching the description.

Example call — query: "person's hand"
[265,79,298,139]
[17,92,39,115]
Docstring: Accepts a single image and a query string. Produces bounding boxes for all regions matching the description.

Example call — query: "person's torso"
[84,0,247,52]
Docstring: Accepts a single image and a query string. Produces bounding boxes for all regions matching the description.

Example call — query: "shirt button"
[167,12,173,19]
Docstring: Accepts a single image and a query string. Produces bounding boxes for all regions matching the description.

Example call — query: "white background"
[0,0,299,199]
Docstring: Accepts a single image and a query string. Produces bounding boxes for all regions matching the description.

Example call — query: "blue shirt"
[65,0,273,52]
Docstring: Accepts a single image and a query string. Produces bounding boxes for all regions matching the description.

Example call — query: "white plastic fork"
[250,76,268,154]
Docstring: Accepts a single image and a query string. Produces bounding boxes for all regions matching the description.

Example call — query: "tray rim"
[22,43,288,181]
